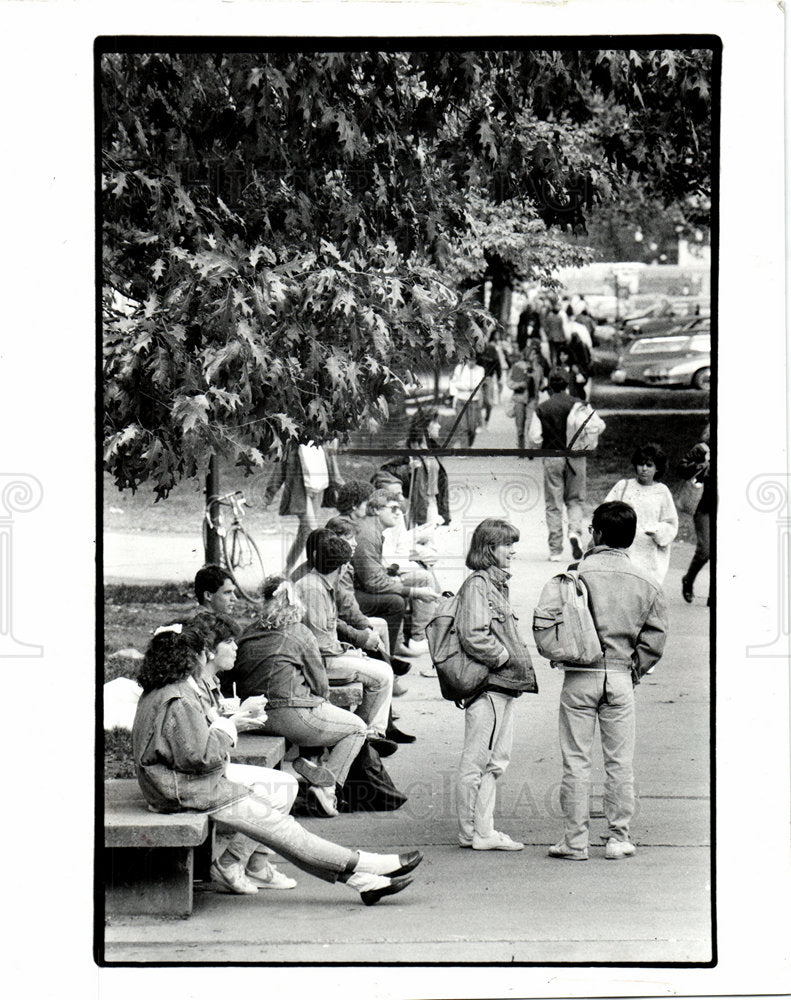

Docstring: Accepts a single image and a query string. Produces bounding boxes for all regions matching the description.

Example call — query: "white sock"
[345,871,390,892]
[355,850,400,875]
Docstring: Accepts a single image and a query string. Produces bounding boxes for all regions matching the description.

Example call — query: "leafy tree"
[102,46,713,498]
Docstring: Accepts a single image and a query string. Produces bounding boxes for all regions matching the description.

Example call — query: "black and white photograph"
[2,1,789,998]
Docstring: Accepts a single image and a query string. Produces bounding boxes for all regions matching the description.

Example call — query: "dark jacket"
[381,452,450,526]
[231,621,330,707]
[262,443,344,516]
[132,679,248,813]
[678,442,712,515]
[456,566,538,696]
[535,391,577,449]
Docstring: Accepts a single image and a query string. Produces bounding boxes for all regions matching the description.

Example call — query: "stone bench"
[327,681,363,710]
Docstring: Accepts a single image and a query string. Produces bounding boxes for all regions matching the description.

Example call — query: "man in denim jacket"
[548,500,668,862]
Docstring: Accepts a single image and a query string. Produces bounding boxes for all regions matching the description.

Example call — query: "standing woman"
[455,518,538,851]
[678,423,711,604]
[448,354,486,447]
[603,442,678,585]
[131,619,421,904]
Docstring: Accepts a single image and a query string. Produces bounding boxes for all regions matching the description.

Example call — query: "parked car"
[610,318,711,389]
[619,297,710,340]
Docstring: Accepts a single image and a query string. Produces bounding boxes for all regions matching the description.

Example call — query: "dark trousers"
[685,510,711,588]
[355,590,405,654]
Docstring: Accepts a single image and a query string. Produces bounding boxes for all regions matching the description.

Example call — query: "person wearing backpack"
[454,519,538,852]
[546,501,668,862]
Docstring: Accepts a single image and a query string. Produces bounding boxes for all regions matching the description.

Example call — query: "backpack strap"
[567,405,596,450]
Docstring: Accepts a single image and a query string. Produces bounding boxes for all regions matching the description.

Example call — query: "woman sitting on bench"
[132,616,422,903]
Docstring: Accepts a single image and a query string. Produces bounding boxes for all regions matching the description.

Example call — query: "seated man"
[195,564,237,616]
[334,480,374,523]
[352,489,440,657]
[295,531,396,753]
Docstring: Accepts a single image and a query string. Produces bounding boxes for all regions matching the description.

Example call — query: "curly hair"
[631,441,668,480]
[255,575,305,631]
[138,627,201,692]
[189,611,240,649]
[335,479,374,515]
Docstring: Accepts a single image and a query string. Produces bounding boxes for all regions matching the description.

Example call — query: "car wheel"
[692,367,711,390]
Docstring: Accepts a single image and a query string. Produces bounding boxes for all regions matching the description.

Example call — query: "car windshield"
[629,337,689,355]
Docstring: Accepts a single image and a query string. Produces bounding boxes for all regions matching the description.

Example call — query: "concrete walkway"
[102,396,712,964]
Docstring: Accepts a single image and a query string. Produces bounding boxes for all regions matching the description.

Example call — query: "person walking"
[455,518,538,851]
[448,354,486,447]
[506,346,541,454]
[603,443,678,585]
[547,501,668,861]
[679,423,712,605]
[543,303,569,366]
[527,368,588,561]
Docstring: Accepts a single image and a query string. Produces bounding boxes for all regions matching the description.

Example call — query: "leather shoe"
[367,736,398,758]
[386,725,416,744]
[391,657,412,676]
[385,850,423,877]
[681,576,693,603]
[392,678,409,697]
[361,875,413,906]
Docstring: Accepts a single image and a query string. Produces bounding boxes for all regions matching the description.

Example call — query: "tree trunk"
[204,455,222,564]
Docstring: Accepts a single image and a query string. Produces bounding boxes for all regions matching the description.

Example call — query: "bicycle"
[203,490,266,601]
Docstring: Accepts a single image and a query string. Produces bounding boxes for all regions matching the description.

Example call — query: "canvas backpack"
[566,401,606,452]
[532,570,603,666]
[425,574,490,706]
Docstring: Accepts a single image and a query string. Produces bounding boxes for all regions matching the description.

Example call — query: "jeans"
[456,692,516,843]
[355,590,406,654]
[513,398,534,450]
[543,456,586,555]
[262,703,366,786]
[685,509,710,588]
[212,791,356,883]
[558,668,636,850]
[397,568,439,641]
[324,652,393,736]
[283,487,324,575]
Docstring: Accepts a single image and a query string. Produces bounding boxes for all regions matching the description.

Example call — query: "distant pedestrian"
[261,440,344,576]
[548,501,668,862]
[506,346,541,453]
[448,355,486,447]
[544,304,569,365]
[678,423,711,605]
[604,443,678,585]
[455,518,538,852]
[477,335,504,427]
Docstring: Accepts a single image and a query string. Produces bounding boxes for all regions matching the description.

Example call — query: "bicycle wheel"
[222,523,266,601]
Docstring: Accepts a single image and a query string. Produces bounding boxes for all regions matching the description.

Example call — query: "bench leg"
[104,847,195,918]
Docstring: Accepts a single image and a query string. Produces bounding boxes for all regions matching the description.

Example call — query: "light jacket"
[262,443,344,516]
[353,516,412,596]
[231,621,330,707]
[456,565,538,696]
[571,545,668,682]
[132,678,249,813]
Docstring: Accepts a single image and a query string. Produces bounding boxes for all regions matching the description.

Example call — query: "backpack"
[566,401,606,452]
[425,575,490,706]
[532,570,603,666]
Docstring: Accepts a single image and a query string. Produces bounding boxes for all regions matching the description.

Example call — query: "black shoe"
[391,657,412,677]
[569,533,583,560]
[385,850,423,877]
[367,736,398,758]
[360,875,414,906]
[386,725,416,744]
[682,576,694,603]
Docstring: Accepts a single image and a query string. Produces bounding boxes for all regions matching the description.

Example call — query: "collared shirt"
[295,569,345,656]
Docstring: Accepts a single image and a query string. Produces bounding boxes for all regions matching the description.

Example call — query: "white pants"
[456,692,516,843]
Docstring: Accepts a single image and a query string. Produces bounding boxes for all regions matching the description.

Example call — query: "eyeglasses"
[384,503,401,511]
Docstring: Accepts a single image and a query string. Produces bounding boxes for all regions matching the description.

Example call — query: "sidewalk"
[102,396,712,964]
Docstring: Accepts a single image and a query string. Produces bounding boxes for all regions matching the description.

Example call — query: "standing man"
[528,368,587,561]
[543,303,569,366]
[195,564,237,616]
[548,501,668,861]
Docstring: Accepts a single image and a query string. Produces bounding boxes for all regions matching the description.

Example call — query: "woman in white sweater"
[603,442,678,585]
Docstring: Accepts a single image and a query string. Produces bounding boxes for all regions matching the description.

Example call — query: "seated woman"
[132,617,421,903]
[225,577,368,817]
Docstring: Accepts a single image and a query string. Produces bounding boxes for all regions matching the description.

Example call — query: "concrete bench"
[104,779,211,918]
[327,681,363,710]
[230,734,287,767]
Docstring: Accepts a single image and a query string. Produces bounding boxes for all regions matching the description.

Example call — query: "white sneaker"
[406,638,429,656]
[395,641,422,658]
[548,553,565,563]
[548,840,589,861]
[246,860,297,889]
[472,831,524,851]
[605,839,636,860]
[210,859,259,894]
[307,784,339,817]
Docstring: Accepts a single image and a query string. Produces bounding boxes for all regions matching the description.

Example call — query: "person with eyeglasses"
[352,488,440,658]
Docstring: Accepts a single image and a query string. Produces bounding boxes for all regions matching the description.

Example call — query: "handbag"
[504,395,515,418]
[676,476,704,515]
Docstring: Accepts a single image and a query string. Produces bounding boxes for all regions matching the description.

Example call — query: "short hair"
[324,515,357,540]
[407,410,439,448]
[548,367,569,391]
[465,518,520,571]
[591,501,637,549]
[335,480,374,515]
[366,487,396,516]
[194,564,231,604]
[630,442,667,480]
[305,528,352,574]
[190,611,240,648]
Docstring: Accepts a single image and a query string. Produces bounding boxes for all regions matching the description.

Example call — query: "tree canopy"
[102,46,714,497]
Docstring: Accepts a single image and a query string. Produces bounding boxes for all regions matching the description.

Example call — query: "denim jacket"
[132,678,249,813]
[456,566,538,695]
[230,621,330,707]
[572,545,668,682]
